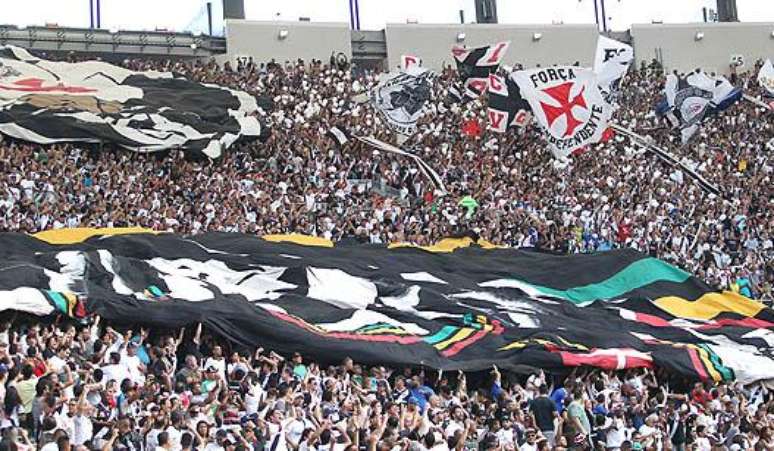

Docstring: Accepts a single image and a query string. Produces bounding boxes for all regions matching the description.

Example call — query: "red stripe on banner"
[441,329,488,357]
[634,312,672,328]
[328,332,422,344]
[686,347,710,381]
[696,317,774,330]
[558,349,653,371]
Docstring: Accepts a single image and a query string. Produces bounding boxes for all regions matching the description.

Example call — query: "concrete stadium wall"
[384,23,599,71]
[631,22,774,74]
[225,20,352,65]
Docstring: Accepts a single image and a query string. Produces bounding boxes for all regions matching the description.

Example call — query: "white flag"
[369,66,435,139]
[400,54,422,71]
[758,59,774,97]
[511,66,614,157]
[593,36,634,92]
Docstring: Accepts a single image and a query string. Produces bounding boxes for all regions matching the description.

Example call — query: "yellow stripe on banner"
[389,237,475,253]
[34,227,155,244]
[361,327,409,335]
[63,292,77,315]
[696,347,722,382]
[500,341,527,350]
[434,328,475,350]
[654,291,765,320]
[262,233,333,248]
[388,237,507,253]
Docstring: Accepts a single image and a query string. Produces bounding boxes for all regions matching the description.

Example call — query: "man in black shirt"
[530,384,558,446]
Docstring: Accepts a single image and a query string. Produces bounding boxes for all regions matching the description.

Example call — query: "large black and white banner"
[5,230,774,383]
[0,46,264,158]
[369,66,435,139]
[512,67,613,157]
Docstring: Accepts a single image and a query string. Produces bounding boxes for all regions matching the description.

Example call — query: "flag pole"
[742,93,773,111]
[608,123,723,196]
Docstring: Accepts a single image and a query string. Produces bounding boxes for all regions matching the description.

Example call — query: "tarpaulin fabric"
[4,230,774,384]
[0,46,265,159]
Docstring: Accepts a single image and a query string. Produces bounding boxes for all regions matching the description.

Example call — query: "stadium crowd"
[0,318,772,451]
[0,52,772,451]
[0,55,772,299]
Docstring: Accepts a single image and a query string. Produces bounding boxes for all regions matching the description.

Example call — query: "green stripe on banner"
[424,326,458,344]
[148,285,163,297]
[519,258,691,304]
[357,323,393,333]
[46,290,68,313]
[699,344,735,381]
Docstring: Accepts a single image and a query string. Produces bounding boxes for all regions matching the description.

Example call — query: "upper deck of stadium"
[1,0,772,75]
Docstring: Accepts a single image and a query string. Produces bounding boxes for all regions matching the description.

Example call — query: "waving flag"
[449,41,510,102]
[758,59,774,97]
[657,72,742,144]
[511,66,614,157]
[0,46,264,159]
[487,74,532,133]
[593,36,633,102]
[7,229,774,383]
[400,54,422,71]
[357,135,447,193]
[369,66,435,139]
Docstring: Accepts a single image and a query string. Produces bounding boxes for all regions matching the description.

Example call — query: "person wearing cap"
[520,428,539,451]
[291,352,307,380]
[203,345,226,382]
[638,413,662,450]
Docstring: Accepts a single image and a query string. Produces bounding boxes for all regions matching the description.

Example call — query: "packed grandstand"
[0,6,773,451]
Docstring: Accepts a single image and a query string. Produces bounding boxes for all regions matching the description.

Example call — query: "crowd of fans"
[0,318,772,451]
[0,54,771,299]
[0,49,772,451]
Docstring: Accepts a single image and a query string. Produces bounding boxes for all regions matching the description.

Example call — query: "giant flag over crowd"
[448,41,510,102]
[487,74,532,133]
[0,46,265,159]
[656,71,742,144]
[369,65,435,140]
[593,36,634,103]
[511,66,614,157]
[6,229,774,384]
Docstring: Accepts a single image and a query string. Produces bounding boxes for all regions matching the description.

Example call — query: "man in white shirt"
[165,411,184,451]
[121,342,146,385]
[101,352,131,385]
[519,429,538,451]
[605,410,627,451]
[203,346,226,381]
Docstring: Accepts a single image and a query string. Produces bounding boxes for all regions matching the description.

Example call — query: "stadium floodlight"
[278,29,288,40]
[456,32,466,42]
[532,32,542,41]
[694,32,704,41]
